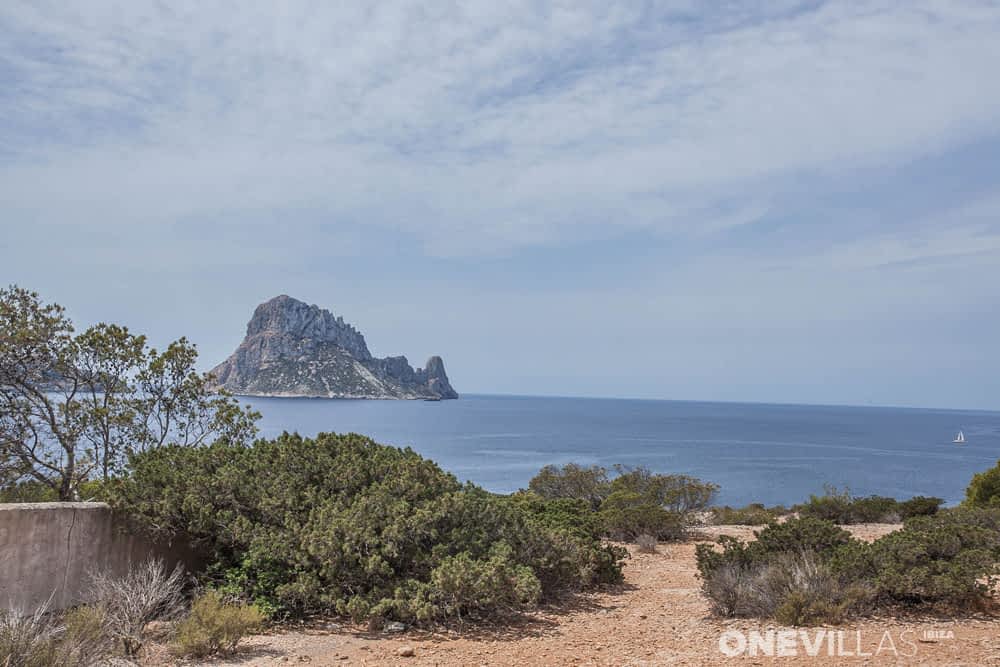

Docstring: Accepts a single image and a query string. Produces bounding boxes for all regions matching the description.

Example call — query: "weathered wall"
[0,502,197,612]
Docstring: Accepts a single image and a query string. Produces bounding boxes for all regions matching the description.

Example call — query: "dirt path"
[162,524,1000,666]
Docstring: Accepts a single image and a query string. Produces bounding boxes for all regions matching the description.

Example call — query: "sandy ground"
[149,524,1000,666]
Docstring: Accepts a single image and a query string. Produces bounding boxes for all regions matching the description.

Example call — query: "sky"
[1,1,999,410]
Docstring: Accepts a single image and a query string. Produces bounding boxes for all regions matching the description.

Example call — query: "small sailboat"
[953,430,966,444]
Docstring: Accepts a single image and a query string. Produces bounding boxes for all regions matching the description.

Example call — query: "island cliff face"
[209,295,458,400]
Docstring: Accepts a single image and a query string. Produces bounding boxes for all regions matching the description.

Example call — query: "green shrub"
[0,479,111,504]
[700,509,1000,624]
[507,492,628,585]
[528,464,610,509]
[172,590,263,658]
[696,517,853,585]
[0,481,58,503]
[965,461,1000,507]
[898,496,943,519]
[598,490,685,541]
[858,509,1000,606]
[794,486,854,523]
[391,545,543,622]
[507,492,602,541]
[752,517,854,558]
[527,464,717,542]
[796,488,939,524]
[112,433,626,623]
[710,503,785,525]
[608,466,718,514]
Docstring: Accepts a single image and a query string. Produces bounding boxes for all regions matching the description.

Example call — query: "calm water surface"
[249,394,1000,506]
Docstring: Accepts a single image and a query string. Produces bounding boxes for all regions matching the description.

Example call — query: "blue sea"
[250,394,1000,507]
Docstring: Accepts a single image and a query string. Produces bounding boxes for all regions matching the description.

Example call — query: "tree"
[965,460,1000,508]
[0,286,258,500]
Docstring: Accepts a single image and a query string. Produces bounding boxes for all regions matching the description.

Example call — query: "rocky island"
[209,295,458,400]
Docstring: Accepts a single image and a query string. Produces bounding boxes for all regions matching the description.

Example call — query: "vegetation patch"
[710,503,787,525]
[794,486,942,524]
[172,590,263,658]
[697,509,1000,625]
[528,463,718,543]
[111,433,627,623]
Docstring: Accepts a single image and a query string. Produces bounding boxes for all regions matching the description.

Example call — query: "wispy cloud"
[3,1,1000,254]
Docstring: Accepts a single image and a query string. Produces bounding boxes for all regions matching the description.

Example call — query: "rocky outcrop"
[209,295,458,400]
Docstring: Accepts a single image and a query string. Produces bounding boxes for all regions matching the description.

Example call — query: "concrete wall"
[0,502,197,612]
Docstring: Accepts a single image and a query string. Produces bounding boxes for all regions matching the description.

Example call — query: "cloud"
[2,0,1000,256]
[2,1,1000,409]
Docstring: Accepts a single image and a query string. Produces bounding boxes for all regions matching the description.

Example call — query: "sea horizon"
[245,393,1000,508]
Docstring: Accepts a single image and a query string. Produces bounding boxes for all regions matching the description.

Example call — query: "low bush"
[795,487,942,524]
[526,463,717,542]
[0,603,64,667]
[59,606,113,665]
[528,464,610,510]
[698,509,1000,625]
[710,503,786,525]
[848,495,900,523]
[599,490,685,541]
[608,467,719,516]
[794,486,854,523]
[701,552,871,624]
[832,508,1000,607]
[898,496,944,519]
[172,590,263,658]
[111,433,626,623]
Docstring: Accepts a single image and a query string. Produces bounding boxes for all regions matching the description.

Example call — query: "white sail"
[954,431,965,443]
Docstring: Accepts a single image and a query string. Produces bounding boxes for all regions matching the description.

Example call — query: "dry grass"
[0,599,111,667]
[88,559,186,658]
[635,534,658,553]
[702,551,872,625]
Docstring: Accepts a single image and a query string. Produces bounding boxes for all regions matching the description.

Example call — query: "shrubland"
[794,486,943,524]
[697,508,1000,625]
[110,433,627,623]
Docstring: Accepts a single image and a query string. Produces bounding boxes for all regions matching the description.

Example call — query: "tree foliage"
[0,286,258,500]
[965,459,1000,508]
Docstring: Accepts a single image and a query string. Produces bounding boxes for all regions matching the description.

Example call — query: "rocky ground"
[150,524,1000,666]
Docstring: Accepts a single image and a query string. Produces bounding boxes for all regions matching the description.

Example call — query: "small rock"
[384,621,408,633]
[397,646,416,657]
